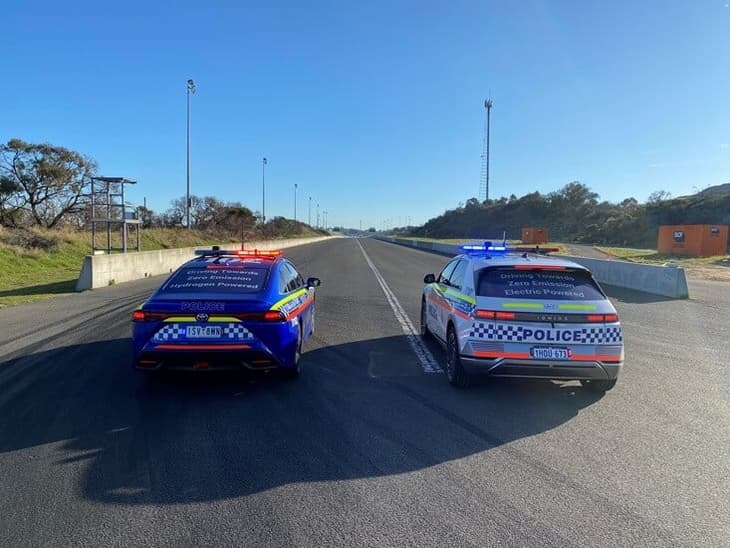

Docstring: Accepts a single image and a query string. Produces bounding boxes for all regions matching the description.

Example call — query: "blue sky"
[2,1,728,228]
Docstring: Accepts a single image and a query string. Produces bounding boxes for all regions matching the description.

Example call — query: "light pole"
[485,98,492,202]
[308,196,312,226]
[294,183,298,221]
[480,98,493,202]
[261,157,267,223]
[316,202,320,229]
[323,210,328,230]
[186,78,196,229]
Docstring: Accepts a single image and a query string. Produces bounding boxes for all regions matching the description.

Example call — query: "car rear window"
[160,266,268,294]
[476,267,605,300]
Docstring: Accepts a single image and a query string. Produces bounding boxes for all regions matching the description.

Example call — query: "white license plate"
[531,347,570,360]
[186,326,222,338]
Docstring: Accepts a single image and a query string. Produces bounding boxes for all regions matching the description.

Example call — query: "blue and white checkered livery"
[420,241,625,391]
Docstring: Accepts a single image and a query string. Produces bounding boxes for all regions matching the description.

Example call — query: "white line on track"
[356,239,442,374]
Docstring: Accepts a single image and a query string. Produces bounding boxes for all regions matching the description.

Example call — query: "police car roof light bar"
[237,249,282,258]
[459,241,508,255]
[460,242,560,256]
[194,247,282,258]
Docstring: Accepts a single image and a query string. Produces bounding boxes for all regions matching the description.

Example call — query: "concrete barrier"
[557,255,689,299]
[76,236,336,291]
[375,236,689,299]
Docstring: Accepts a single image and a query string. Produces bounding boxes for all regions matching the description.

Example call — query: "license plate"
[186,326,222,338]
[531,347,570,360]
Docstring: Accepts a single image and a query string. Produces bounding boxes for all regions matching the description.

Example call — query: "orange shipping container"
[657,225,728,257]
[521,227,549,245]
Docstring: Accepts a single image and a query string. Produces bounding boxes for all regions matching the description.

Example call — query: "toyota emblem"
[196,313,209,322]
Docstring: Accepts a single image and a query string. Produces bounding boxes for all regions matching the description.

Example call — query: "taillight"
[587,314,619,323]
[474,310,516,320]
[234,311,287,322]
[262,310,286,322]
[132,311,171,321]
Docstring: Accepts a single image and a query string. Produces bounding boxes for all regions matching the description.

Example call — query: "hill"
[698,183,730,197]
[408,182,730,249]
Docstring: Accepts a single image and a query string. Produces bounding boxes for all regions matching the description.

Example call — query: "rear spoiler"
[512,246,561,255]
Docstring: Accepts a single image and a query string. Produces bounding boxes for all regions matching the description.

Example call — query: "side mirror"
[423,273,436,284]
[307,277,321,288]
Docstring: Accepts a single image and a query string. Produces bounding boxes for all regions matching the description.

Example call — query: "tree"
[0,139,97,228]
[464,197,481,210]
[556,181,599,207]
[0,177,23,226]
[137,206,155,228]
[161,197,186,227]
[190,196,224,228]
[218,203,256,233]
[647,190,672,204]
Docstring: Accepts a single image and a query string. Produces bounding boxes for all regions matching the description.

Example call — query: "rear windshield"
[160,266,268,294]
[476,268,605,300]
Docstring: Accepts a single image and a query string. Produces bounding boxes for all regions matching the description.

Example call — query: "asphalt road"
[562,243,613,259]
[0,237,728,547]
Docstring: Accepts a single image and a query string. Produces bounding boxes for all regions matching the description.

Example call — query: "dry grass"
[596,246,730,281]
[0,225,323,308]
[397,236,568,253]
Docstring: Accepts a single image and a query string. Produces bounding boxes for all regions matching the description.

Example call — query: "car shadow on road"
[0,335,603,505]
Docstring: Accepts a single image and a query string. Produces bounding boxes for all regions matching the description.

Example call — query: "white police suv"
[420,243,623,391]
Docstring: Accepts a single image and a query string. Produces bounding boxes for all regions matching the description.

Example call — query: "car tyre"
[420,300,433,341]
[581,378,617,392]
[446,325,470,388]
[281,322,303,380]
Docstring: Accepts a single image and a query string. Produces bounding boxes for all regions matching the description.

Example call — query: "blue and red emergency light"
[459,242,560,255]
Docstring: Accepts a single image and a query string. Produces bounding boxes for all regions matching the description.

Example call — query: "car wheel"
[446,325,470,388]
[281,322,302,380]
[420,300,433,340]
[581,378,617,392]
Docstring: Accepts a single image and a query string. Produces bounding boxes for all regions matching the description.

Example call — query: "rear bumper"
[134,348,284,372]
[460,355,621,381]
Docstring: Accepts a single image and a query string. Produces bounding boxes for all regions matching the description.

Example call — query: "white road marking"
[356,239,442,373]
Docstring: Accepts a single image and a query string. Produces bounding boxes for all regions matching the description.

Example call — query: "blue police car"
[132,247,320,377]
[421,243,623,391]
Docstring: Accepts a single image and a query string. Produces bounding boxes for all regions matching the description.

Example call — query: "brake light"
[587,314,619,323]
[495,311,516,320]
[262,310,286,322]
[234,310,287,322]
[132,311,171,322]
[474,310,516,321]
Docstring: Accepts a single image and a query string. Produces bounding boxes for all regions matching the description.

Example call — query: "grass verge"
[596,246,730,281]
[395,236,568,253]
[0,226,325,308]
